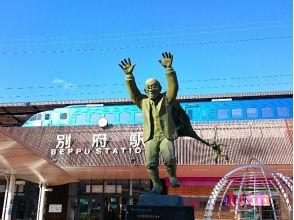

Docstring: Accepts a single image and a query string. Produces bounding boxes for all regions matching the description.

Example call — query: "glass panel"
[135,112,143,123]
[90,113,103,125]
[261,107,273,118]
[232,108,242,118]
[217,109,228,119]
[140,180,151,193]
[188,109,193,120]
[277,107,289,117]
[79,181,91,194]
[90,198,103,220]
[131,180,140,196]
[29,115,38,121]
[247,108,257,118]
[60,113,67,120]
[120,112,131,124]
[79,198,88,220]
[105,113,116,124]
[117,180,129,196]
[76,114,87,125]
[36,114,42,120]
[104,180,116,193]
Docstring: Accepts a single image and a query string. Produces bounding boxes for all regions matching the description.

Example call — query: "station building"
[0,91,292,220]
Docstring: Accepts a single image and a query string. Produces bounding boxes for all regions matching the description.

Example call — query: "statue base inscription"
[126,195,194,220]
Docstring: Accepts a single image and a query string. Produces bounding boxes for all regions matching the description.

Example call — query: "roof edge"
[0,90,292,107]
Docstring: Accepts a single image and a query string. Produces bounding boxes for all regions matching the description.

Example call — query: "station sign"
[51,132,144,156]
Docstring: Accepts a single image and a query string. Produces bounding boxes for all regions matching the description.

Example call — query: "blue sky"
[0,0,292,103]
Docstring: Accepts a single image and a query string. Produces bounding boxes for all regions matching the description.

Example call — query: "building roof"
[0,119,292,185]
[0,91,292,127]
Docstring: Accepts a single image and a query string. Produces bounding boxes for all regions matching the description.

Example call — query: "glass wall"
[68,179,150,220]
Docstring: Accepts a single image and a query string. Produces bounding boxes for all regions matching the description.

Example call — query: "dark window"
[261,107,273,118]
[45,114,50,120]
[247,108,257,118]
[232,108,242,118]
[135,112,143,123]
[120,112,131,123]
[140,180,151,194]
[131,180,141,196]
[277,107,289,117]
[200,201,207,209]
[217,109,228,119]
[60,113,67,120]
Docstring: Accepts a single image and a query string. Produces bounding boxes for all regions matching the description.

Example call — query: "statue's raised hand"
[208,140,229,164]
[119,58,135,75]
[159,52,173,68]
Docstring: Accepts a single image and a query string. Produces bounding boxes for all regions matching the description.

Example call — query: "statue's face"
[144,79,161,100]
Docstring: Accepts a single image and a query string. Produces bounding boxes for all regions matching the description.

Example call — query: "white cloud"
[52,78,76,88]
[53,78,65,84]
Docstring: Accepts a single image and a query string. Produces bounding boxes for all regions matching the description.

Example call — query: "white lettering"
[67,148,73,155]
[92,133,108,148]
[96,148,102,154]
[56,134,71,149]
[84,148,91,155]
[104,148,110,154]
[129,132,144,148]
[76,148,82,154]
[135,147,142,154]
[121,148,127,153]
[51,149,56,156]
[112,148,118,154]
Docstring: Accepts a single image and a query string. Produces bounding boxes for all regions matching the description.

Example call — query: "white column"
[129,179,133,205]
[1,176,9,220]
[36,184,46,220]
[4,175,15,220]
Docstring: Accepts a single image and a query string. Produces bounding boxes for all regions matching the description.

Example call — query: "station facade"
[0,119,292,220]
[0,92,292,219]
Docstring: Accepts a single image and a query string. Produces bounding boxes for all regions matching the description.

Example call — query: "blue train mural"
[22,96,292,127]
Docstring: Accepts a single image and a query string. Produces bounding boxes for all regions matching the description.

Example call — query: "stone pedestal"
[126,194,194,220]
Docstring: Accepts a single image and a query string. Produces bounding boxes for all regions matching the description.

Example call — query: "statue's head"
[144,78,162,100]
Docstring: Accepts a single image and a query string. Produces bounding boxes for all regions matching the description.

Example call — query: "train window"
[232,108,242,118]
[29,114,39,121]
[247,108,257,118]
[120,112,131,123]
[60,113,67,120]
[76,114,86,125]
[277,107,289,117]
[217,109,228,119]
[105,113,116,124]
[45,114,50,120]
[261,107,273,118]
[188,109,193,119]
[90,113,103,124]
[135,112,143,123]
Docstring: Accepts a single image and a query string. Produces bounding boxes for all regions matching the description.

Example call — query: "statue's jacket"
[125,68,198,143]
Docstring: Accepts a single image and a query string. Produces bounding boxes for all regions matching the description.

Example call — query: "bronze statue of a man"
[119,52,228,194]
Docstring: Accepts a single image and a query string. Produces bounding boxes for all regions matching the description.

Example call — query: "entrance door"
[89,197,103,220]
[104,197,119,220]
[78,196,103,220]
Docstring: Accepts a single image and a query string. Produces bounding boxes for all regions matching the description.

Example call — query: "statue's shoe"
[170,178,180,188]
[145,187,161,195]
